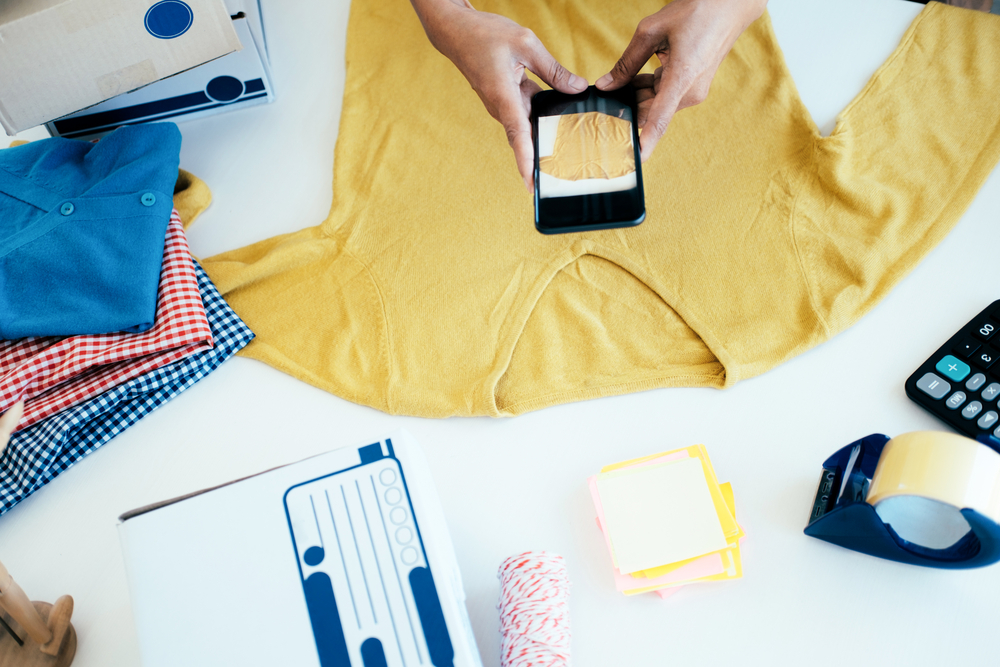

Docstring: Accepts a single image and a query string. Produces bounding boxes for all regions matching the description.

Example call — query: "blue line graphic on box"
[52,78,268,139]
[284,439,456,667]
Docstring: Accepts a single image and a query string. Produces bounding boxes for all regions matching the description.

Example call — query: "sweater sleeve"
[792,2,1000,334]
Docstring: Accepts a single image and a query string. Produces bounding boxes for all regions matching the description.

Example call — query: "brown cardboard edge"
[118,448,335,522]
[1,100,18,137]
[117,465,286,522]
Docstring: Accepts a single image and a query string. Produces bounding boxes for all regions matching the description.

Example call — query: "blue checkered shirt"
[0,260,254,515]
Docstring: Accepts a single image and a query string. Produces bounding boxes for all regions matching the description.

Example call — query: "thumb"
[596,27,657,91]
[523,35,587,94]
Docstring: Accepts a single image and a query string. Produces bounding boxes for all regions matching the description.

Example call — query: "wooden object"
[0,559,76,667]
[0,400,23,457]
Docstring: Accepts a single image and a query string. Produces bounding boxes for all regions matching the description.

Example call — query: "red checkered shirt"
[0,210,213,431]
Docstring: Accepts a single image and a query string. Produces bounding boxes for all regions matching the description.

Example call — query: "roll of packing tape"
[869,432,1000,549]
[804,431,1000,568]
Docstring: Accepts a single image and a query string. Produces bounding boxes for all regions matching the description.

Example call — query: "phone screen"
[532,85,645,234]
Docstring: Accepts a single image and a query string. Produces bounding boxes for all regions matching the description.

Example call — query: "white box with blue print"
[117,430,483,667]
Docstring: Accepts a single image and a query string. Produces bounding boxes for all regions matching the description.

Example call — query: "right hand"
[0,401,23,453]
[596,0,767,162]
[411,1,588,191]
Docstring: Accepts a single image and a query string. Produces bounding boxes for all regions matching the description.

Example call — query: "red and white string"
[498,552,571,667]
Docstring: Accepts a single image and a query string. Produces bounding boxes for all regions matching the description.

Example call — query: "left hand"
[410,0,588,191]
[943,0,992,10]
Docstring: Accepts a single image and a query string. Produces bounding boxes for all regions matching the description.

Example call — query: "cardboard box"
[117,431,483,667]
[226,0,268,68]
[47,13,273,138]
[0,0,241,136]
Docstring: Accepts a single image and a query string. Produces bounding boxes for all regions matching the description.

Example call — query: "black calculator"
[905,300,1000,438]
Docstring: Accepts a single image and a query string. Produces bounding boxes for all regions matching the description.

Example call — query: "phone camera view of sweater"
[538,104,636,199]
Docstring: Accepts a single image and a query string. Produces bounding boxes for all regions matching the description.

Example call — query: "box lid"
[0,0,241,135]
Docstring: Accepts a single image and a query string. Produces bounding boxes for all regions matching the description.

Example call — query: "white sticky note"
[596,457,728,574]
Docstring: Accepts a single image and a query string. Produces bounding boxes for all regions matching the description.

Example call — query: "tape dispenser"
[804,431,1000,568]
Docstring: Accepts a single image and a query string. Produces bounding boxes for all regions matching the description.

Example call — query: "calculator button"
[972,319,998,341]
[953,338,981,359]
[995,424,1000,439]
[973,349,998,369]
[935,356,970,382]
[982,383,1000,403]
[917,373,951,399]
[966,373,987,391]
[962,401,983,419]
[978,411,999,430]
[945,391,967,409]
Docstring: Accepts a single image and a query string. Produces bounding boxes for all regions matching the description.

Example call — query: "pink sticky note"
[656,587,681,600]
[613,552,724,593]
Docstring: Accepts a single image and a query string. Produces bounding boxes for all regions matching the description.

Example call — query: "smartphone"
[532,84,645,234]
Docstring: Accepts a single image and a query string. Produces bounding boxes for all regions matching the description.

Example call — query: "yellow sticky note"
[639,481,745,578]
[624,481,744,595]
[597,457,728,574]
[602,445,739,542]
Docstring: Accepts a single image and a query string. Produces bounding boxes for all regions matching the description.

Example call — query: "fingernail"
[596,74,612,89]
[569,74,587,90]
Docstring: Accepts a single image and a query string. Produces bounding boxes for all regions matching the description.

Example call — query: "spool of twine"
[497,551,571,667]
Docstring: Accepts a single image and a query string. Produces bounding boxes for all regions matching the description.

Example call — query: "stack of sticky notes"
[588,445,745,599]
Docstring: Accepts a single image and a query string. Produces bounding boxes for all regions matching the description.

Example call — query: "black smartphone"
[531,84,645,235]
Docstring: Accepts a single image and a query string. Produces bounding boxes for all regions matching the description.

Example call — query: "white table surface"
[5,0,1000,665]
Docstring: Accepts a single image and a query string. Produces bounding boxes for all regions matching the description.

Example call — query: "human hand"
[943,0,992,10]
[0,401,23,455]
[411,0,588,191]
[596,0,768,162]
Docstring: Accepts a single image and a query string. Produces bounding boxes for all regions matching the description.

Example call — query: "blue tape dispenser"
[804,431,1000,568]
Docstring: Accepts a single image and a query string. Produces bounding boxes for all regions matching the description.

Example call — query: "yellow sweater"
[201,0,1000,417]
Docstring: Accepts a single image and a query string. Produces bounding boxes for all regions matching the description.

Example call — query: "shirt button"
[60,202,74,216]
[140,192,156,207]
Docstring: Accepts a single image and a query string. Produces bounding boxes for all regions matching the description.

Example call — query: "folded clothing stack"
[0,124,180,338]
[0,211,213,430]
[0,125,254,515]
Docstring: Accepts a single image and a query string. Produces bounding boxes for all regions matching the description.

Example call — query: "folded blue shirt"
[0,260,254,516]
[0,123,180,339]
